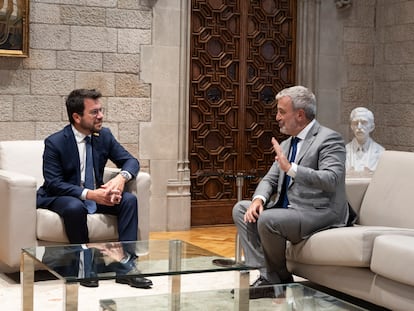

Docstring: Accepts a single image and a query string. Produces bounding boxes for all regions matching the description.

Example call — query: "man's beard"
[92,123,102,133]
[279,124,287,135]
[80,120,102,134]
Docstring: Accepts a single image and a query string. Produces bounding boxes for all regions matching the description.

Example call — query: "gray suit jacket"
[254,121,348,238]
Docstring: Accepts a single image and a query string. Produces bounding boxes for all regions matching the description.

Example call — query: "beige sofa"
[286,150,414,311]
[0,140,151,273]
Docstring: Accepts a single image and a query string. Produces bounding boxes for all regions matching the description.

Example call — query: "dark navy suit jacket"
[37,124,139,207]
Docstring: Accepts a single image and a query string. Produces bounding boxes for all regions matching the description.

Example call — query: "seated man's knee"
[257,210,298,240]
[257,211,279,235]
[122,192,137,205]
[120,192,138,218]
[61,199,87,218]
[257,212,269,227]
[232,200,249,222]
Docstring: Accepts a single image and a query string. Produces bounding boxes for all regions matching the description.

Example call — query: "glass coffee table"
[100,283,368,311]
[21,240,252,311]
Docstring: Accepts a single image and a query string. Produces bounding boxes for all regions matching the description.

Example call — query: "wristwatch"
[119,171,131,181]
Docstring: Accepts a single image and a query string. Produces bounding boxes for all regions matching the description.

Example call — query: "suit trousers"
[46,192,138,244]
[42,245,137,279]
[232,200,303,284]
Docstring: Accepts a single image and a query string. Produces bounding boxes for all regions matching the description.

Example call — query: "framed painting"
[0,0,29,57]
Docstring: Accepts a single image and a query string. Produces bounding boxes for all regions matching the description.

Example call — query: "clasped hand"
[87,242,126,262]
[87,174,126,206]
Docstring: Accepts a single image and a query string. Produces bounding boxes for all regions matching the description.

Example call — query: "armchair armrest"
[103,167,137,194]
[103,168,151,241]
[0,170,37,271]
[345,177,371,216]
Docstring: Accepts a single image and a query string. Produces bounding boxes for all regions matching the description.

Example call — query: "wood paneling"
[190,0,296,225]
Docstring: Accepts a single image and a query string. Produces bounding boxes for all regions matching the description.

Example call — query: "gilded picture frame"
[0,0,30,57]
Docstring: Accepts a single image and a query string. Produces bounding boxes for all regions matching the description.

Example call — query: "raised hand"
[272,137,291,172]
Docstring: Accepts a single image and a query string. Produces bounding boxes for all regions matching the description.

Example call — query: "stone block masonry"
[0,1,152,171]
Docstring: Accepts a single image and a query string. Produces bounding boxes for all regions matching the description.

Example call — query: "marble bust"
[346,107,385,175]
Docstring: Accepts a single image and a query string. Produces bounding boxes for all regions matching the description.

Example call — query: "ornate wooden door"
[190,0,297,226]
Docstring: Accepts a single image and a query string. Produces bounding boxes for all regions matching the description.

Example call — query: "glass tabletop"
[99,283,368,311]
[22,240,250,283]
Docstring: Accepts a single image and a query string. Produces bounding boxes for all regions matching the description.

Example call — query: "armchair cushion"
[36,209,118,243]
[286,226,414,267]
[371,235,414,287]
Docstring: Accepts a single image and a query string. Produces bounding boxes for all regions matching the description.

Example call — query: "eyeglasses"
[88,108,105,117]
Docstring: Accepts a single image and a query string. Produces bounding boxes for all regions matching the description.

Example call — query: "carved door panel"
[190,0,297,226]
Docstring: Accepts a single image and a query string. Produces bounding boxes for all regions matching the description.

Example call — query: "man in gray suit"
[233,85,349,299]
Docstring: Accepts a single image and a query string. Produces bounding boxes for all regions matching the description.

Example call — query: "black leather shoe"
[231,275,294,298]
[248,276,275,299]
[80,280,99,288]
[116,277,153,289]
[281,275,294,284]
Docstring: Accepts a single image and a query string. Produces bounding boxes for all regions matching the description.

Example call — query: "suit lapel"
[296,121,320,163]
[63,125,82,185]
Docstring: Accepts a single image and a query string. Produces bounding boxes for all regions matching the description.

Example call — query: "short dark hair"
[65,89,102,124]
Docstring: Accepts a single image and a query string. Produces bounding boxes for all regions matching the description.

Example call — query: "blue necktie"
[280,137,300,208]
[84,136,97,213]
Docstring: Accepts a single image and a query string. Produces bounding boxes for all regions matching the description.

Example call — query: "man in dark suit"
[37,88,152,289]
[233,86,349,299]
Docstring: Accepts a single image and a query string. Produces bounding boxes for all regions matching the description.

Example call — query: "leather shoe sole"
[80,280,99,288]
[116,277,153,289]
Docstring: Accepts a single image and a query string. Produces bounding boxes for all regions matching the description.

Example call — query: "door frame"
[165,0,321,230]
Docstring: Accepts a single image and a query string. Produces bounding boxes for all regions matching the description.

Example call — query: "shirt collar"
[71,125,89,143]
[296,119,316,141]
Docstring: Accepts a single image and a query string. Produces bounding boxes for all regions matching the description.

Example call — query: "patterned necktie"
[84,136,97,214]
[280,137,300,208]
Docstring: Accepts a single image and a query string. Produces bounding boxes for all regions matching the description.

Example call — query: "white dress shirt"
[71,125,91,200]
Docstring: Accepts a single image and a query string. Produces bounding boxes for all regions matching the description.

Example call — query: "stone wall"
[336,0,414,151]
[0,0,187,232]
[317,0,376,143]
[374,0,414,151]
[297,0,378,145]
[3,0,414,231]
[0,0,153,170]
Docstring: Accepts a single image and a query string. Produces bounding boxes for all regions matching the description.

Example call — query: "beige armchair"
[0,140,151,272]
